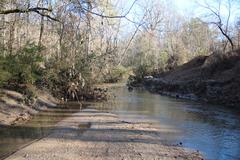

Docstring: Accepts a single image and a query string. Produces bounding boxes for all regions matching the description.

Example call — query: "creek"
[1,86,240,160]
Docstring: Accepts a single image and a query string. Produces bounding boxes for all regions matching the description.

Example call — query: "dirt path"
[5,109,203,160]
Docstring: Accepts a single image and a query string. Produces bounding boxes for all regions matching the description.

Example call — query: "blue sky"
[117,0,239,20]
[173,0,199,15]
[111,0,240,38]
[172,0,239,22]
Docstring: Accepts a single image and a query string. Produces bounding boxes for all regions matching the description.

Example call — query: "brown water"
[1,86,240,160]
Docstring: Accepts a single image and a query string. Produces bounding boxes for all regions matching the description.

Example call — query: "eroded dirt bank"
[141,49,240,107]
[5,109,203,160]
[0,89,58,125]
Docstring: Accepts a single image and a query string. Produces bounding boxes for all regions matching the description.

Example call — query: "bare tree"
[235,17,240,48]
[198,0,234,50]
[0,0,58,22]
[38,0,45,47]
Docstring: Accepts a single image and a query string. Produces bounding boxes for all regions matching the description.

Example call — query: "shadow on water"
[1,86,240,160]
[94,86,240,160]
[0,119,183,160]
[0,110,182,159]
[0,122,177,145]
[0,103,85,160]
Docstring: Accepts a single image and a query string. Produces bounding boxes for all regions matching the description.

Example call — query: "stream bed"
[1,86,240,160]
[0,105,82,159]
[95,87,240,160]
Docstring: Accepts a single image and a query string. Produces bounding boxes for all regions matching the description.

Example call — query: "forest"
[0,0,239,102]
[1,1,240,160]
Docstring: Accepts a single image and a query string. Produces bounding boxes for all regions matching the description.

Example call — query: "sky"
[117,0,239,20]
[176,0,239,19]
[115,0,239,34]
[173,0,199,16]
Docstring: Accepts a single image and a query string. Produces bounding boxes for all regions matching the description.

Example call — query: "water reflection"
[94,87,240,160]
[0,104,82,160]
[1,87,240,160]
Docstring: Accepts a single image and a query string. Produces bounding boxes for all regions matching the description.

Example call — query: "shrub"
[133,64,153,81]
[23,87,37,105]
[104,65,128,83]
[41,57,90,99]
[0,42,44,87]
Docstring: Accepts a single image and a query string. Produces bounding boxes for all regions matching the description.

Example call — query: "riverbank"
[0,88,59,126]
[5,108,203,160]
[0,83,112,126]
[131,49,240,107]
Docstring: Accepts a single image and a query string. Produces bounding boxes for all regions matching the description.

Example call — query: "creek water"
[0,106,82,159]
[1,86,240,160]
[95,86,240,160]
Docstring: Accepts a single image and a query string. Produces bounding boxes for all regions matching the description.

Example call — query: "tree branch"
[198,1,234,50]
[118,12,147,65]
[217,24,234,50]
[0,7,60,22]
[80,0,138,19]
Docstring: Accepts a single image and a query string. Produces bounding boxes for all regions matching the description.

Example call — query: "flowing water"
[1,86,240,160]
[95,86,240,160]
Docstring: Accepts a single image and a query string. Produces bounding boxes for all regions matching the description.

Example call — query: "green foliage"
[159,51,169,69]
[0,42,43,86]
[23,87,37,105]
[75,52,96,83]
[133,64,153,81]
[0,69,11,86]
[41,55,92,99]
[104,65,128,83]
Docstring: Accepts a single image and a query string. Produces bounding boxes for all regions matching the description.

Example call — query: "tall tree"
[199,0,235,51]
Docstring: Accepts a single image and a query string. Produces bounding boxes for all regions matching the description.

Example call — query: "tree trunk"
[38,0,44,47]
[26,0,30,39]
[217,25,234,51]
[38,15,44,47]
[58,23,64,59]
[0,14,5,53]
[8,16,16,54]
[238,31,240,48]
[85,0,92,56]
